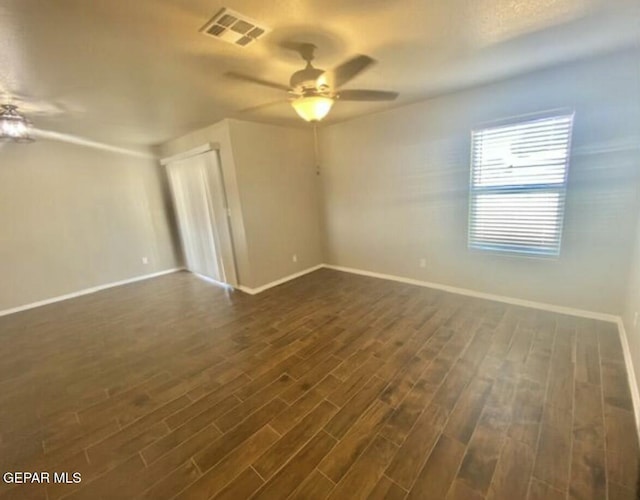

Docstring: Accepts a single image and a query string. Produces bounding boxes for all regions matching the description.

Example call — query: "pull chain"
[313,124,320,176]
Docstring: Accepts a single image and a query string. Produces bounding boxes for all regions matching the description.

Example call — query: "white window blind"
[468,113,574,257]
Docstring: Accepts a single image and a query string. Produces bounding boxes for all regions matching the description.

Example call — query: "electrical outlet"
[292,254,298,263]
[142,257,149,265]
[419,258,426,268]
[634,312,638,328]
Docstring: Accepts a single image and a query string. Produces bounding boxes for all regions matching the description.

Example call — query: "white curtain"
[166,152,229,283]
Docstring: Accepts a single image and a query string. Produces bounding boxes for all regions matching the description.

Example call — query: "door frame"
[160,143,219,166]
[161,143,239,287]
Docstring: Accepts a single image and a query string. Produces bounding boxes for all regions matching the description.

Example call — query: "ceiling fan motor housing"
[289,66,326,92]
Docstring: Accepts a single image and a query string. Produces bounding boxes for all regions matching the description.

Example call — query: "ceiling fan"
[0,104,35,143]
[0,89,79,143]
[226,43,398,122]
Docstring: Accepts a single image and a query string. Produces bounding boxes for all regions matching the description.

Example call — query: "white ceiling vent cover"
[200,8,270,47]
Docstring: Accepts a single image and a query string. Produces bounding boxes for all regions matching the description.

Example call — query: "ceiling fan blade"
[238,99,290,114]
[337,89,399,101]
[328,55,376,88]
[225,72,290,92]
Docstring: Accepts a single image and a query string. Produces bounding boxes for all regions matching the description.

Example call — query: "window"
[468,112,574,257]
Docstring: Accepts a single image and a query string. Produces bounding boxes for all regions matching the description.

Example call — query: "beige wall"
[228,119,323,288]
[7,51,633,315]
[0,140,179,311]
[159,119,323,289]
[319,49,640,314]
[622,193,640,422]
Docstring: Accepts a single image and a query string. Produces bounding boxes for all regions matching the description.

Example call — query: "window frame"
[467,111,575,258]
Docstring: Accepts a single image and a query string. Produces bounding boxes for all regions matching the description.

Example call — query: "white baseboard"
[324,264,619,323]
[237,264,325,295]
[0,268,183,317]
[616,318,640,438]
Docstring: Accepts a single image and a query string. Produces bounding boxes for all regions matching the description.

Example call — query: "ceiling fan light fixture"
[291,96,334,122]
[0,104,34,143]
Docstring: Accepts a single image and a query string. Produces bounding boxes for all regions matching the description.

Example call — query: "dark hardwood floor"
[0,269,637,499]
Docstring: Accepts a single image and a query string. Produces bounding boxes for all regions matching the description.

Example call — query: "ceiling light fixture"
[291,95,334,122]
[0,104,34,143]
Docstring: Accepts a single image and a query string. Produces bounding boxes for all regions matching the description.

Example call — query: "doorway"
[163,146,238,287]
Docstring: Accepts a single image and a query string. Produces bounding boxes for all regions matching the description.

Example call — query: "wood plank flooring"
[0,269,637,499]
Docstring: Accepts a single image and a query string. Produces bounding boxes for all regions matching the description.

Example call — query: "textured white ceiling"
[0,0,638,147]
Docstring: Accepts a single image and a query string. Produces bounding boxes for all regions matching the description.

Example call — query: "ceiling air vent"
[200,8,270,48]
